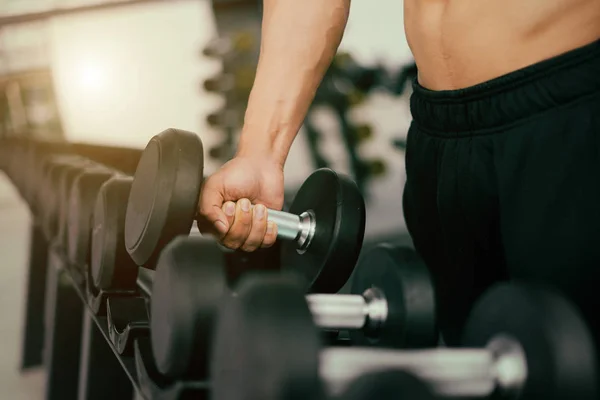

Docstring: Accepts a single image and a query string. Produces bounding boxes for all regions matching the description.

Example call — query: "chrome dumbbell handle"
[320,336,527,398]
[190,208,316,250]
[267,209,315,251]
[306,288,388,332]
[138,266,387,333]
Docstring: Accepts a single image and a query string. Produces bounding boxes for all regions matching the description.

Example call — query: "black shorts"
[403,39,600,346]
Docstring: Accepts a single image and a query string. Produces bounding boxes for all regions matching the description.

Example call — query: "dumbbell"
[211,274,599,400]
[87,175,139,318]
[149,236,438,380]
[55,161,102,249]
[124,128,366,294]
[36,155,84,242]
[67,166,115,271]
[36,154,81,218]
[90,175,139,294]
[41,157,97,243]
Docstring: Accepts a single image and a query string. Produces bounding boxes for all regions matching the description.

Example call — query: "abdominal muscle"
[404,0,600,90]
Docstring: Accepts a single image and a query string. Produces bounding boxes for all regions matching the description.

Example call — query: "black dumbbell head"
[53,159,97,246]
[125,129,204,268]
[349,244,438,348]
[211,273,322,400]
[281,168,366,294]
[462,283,599,400]
[67,166,115,268]
[150,236,226,380]
[90,175,138,291]
[56,160,101,247]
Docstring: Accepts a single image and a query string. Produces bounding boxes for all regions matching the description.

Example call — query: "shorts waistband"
[410,39,600,135]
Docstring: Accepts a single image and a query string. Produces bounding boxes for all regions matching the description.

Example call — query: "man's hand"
[197,155,283,251]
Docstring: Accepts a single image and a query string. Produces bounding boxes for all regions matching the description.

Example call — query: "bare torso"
[404,0,600,90]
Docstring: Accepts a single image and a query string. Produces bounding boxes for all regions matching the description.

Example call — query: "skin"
[198,0,600,251]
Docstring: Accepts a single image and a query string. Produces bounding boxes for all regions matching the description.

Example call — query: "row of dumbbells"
[144,235,599,400]
[1,130,599,400]
[0,131,437,398]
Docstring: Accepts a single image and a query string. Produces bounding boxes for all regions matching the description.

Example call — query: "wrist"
[235,137,286,168]
[236,126,292,168]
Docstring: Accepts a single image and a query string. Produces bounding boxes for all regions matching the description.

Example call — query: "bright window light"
[78,62,108,92]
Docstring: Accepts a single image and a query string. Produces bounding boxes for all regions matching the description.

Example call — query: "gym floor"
[0,173,45,399]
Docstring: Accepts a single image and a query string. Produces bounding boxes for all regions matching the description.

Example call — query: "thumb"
[197,181,229,238]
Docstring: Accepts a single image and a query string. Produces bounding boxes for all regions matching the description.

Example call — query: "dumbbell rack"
[45,241,210,400]
[2,137,210,400]
[2,136,415,400]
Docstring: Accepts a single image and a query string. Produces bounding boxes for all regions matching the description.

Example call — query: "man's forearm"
[237,0,351,165]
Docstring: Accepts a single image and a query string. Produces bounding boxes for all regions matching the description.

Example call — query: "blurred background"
[0,0,416,397]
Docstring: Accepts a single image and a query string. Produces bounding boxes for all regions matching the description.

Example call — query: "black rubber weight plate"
[125,128,204,268]
[462,283,598,400]
[150,236,226,380]
[57,161,96,248]
[211,274,322,400]
[67,167,115,267]
[37,155,79,215]
[42,159,86,240]
[282,168,366,294]
[90,175,138,291]
[349,244,438,348]
[341,370,437,400]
